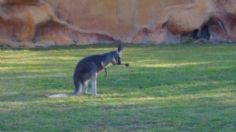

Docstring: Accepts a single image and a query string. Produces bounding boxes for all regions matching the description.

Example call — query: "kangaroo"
[48,44,129,98]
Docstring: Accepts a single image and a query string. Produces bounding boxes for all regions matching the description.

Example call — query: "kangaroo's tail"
[73,74,82,95]
[48,80,80,98]
[48,68,82,98]
[48,93,72,98]
[47,79,79,98]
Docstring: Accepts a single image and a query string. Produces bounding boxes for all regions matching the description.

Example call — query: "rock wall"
[0,0,236,47]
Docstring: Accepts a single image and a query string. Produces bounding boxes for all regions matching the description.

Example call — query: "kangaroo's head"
[111,44,123,65]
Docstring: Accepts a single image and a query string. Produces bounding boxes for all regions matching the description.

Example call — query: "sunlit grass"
[0,44,236,131]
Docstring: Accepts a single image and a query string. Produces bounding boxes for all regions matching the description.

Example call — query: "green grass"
[0,44,236,131]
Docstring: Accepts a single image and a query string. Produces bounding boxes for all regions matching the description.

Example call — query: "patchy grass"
[0,44,236,131]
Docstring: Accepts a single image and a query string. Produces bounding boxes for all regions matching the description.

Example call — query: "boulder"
[0,0,114,47]
[133,0,232,43]
[0,0,236,47]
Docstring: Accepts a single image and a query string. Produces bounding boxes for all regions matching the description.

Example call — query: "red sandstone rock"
[0,0,236,47]
[0,0,115,47]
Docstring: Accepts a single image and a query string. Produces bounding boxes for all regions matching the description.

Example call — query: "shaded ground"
[0,44,236,131]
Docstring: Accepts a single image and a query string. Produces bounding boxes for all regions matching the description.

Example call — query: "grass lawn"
[0,44,236,131]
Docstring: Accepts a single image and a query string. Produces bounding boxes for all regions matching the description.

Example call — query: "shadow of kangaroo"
[48,44,129,98]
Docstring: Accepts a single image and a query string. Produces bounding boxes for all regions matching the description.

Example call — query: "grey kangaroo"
[48,44,128,98]
[73,44,128,96]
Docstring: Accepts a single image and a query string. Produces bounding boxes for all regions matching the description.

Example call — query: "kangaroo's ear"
[117,43,123,52]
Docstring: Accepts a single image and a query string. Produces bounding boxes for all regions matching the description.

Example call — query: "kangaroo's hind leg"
[79,62,97,96]
[82,80,89,94]
[91,72,98,96]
